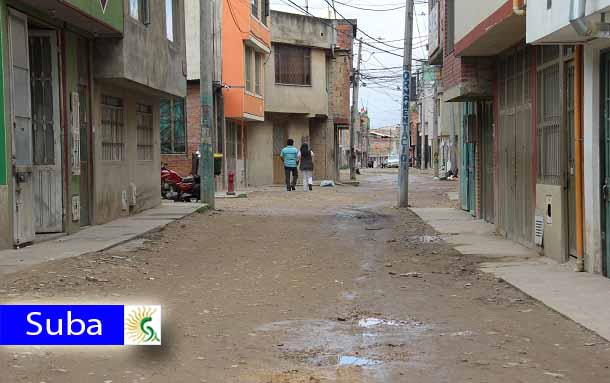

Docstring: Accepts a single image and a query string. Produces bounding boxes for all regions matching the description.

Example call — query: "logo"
[100,0,109,14]
[124,306,161,346]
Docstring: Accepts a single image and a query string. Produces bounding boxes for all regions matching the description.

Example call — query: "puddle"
[358,318,402,328]
[337,355,382,367]
[407,235,442,244]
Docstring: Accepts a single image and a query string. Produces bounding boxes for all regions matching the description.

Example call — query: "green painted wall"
[64,0,124,33]
[0,0,7,185]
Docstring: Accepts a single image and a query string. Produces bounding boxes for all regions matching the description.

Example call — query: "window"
[166,0,179,42]
[160,97,186,154]
[261,0,269,26]
[446,0,455,53]
[536,45,561,185]
[255,53,262,95]
[137,104,154,161]
[245,46,254,92]
[101,96,125,161]
[130,0,150,24]
[251,0,259,19]
[275,44,312,86]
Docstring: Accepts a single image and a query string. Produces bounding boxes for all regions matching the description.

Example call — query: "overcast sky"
[270,0,430,129]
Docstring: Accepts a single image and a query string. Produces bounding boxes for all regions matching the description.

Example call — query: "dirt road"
[1,169,609,382]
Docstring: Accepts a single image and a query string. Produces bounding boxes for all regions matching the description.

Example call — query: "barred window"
[101,96,124,161]
[160,97,186,154]
[536,46,561,185]
[275,44,311,86]
[137,103,154,161]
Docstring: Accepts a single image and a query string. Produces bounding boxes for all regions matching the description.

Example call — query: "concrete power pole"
[200,0,216,208]
[398,0,414,207]
[349,38,363,181]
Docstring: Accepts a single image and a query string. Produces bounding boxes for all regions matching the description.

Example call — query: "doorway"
[8,10,63,246]
[77,37,92,227]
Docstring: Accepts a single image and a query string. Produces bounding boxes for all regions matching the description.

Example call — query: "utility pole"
[432,78,439,178]
[398,0,414,207]
[349,38,363,181]
[200,0,216,208]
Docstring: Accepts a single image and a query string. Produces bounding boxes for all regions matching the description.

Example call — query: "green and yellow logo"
[124,306,161,345]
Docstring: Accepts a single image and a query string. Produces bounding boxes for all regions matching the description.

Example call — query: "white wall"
[527,0,610,43]
[185,0,222,81]
[454,0,506,43]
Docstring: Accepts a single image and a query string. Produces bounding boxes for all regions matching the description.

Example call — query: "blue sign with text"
[0,305,124,345]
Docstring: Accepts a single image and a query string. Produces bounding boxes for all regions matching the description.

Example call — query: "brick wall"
[161,82,201,176]
[330,50,352,126]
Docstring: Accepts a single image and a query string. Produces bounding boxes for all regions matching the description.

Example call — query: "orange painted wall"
[222,0,270,119]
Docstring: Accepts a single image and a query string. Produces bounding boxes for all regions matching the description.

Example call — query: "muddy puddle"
[256,315,427,372]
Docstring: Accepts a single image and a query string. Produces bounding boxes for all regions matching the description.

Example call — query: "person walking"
[298,143,314,191]
[280,139,299,191]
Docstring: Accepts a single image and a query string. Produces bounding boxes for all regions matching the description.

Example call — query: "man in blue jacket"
[280,139,299,191]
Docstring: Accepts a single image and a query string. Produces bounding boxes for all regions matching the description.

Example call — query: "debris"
[544,372,565,379]
[400,272,422,278]
[464,283,472,288]
[320,180,335,187]
[85,276,109,283]
[384,263,393,268]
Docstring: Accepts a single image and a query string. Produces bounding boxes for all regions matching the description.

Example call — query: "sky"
[269,0,430,129]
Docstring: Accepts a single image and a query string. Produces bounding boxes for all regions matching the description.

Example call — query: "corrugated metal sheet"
[497,46,535,245]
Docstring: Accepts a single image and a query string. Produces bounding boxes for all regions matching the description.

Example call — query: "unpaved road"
[1,169,609,382]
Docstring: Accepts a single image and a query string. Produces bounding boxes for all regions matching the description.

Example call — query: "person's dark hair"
[300,143,312,161]
[287,139,294,146]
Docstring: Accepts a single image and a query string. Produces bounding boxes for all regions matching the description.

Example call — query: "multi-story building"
[369,125,400,167]
[526,0,610,275]
[358,109,370,168]
[432,0,594,273]
[253,10,355,185]
[0,0,186,249]
[181,0,270,190]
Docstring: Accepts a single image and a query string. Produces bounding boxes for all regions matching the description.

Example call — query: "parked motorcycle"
[161,163,200,202]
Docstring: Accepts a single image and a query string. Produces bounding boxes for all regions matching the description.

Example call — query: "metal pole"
[200,0,216,208]
[398,0,414,207]
[349,38,363,181]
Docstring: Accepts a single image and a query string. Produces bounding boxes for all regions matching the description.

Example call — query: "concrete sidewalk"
[413,207,610,342]
[0,202,205,276]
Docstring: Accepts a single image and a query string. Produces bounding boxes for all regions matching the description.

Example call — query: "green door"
[602,52,610,276]
[460,105,469,211]
[460,103,476,215]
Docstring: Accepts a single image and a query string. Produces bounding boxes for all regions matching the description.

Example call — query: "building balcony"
[16,0,123,36]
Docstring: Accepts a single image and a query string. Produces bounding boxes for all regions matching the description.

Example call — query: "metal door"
[78,38,91,227]
[498,47,534,244]
[460,107,469,211]
[29,30,62,233]
[480,102,495,223]
[8,10,34,246]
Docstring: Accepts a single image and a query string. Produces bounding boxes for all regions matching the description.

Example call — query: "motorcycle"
[161,162,200,202]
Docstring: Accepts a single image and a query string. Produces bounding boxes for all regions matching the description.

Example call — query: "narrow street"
[2,169,609,383]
